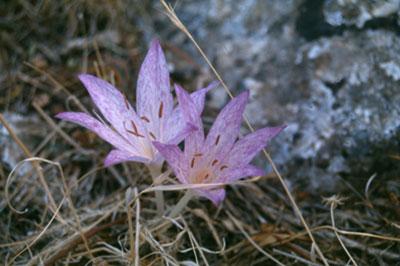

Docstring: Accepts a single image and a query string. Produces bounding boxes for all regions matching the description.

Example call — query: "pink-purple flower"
[154,88,285,205]
[56,40,214,167]
[56,38,284,208]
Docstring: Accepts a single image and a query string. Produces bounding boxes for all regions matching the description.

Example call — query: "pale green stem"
[148,163,164,216]
[168,189,194,218]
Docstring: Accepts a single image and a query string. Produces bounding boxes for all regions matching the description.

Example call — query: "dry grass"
[1,1,400,265]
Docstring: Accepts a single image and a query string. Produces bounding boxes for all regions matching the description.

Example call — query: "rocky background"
[1,0,400,264]
[145,0,400,193]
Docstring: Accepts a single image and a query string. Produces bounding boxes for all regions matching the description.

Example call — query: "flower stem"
[148,164,164,216]
[155,190,164,216]
[168,189,193,218]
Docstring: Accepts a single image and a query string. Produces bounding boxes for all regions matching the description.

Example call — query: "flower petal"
[152,141,187,184]
[78,74,147,146]
[174,84,206,157]
[136,39,173,138]
[164,82,216,144]
[205,90,249,159]
[104,149,150,167]
[56,112,136,153]
[190,81,218,114]
[221,164,265,183]
[227,125,286,166]
[175,85,204,156]
[196,188,226,206]
[175,84,201,128]
[166,123,197,145]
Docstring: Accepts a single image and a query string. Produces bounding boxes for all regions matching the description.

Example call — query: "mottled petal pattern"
[205,91,249,159]
[190,81,218,114]
[79,74,147,144]
[165,83,216,144]
[166,123,197,145]
[227,125,286,166]
[175,84,199,130]
[104,149,150,166]
[56,112,135,153]
[137,39,173,140]
[197,188,226,206]
[175,85,205,157]
[221,164,265,182]
[152,142,187,184]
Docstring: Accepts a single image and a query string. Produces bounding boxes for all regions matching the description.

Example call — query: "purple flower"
[153,88,285,205]
[56,40,215,166]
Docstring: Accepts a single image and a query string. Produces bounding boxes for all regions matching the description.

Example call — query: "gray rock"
[324,0,400,28]
[143,0,400,192]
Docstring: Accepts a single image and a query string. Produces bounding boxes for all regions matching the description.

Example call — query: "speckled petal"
[222,164,265,183]
[152,141,187,184]
[190,81,218,114]
[78,74,147,145]
[205,91,249,158]
[174,84,206,158]
[227,125,286,166]
[104,149,150,166]
[136,39,173,138]
[166,123,197,145]
[164,83,215,144]
[196,188,226,206]
[56,112,136,153]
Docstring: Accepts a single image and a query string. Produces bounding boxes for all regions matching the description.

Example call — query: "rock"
[139,1,400,192]
[323,0,400,28]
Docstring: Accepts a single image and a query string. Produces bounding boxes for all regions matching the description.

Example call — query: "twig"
[27,192,128,265]
[181,217,209,266]
[226,211,285,266]
[0,113,59,216]
[126,188,135,262]
[134,188,140,266]
[41,217,126,266]
[272,248,322,266]
[148,163,165,215]
[324,196,358,266]
[24,62,88,113]
[58,160,96,263]
[32,102,90,154]
[324,228,400,242]
[321,231,400,260]
[168,189,193,218]
[7,197,66,265]
[191,208,224,250]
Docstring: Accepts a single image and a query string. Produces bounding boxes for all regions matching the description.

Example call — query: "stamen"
[215,135,221,146]
[125,120,144,138]
[211,159,218,166]
[149,132,156,140]
[130,120,138,133]
[190,157,195,168]
[140,116,150,123]
[126,129,145,138]
[220,165,228,171]
[158,101,164,118]
[194,153,203,157]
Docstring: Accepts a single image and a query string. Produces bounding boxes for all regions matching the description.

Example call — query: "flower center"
[192,168,213,184]
[188,150,230,185]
